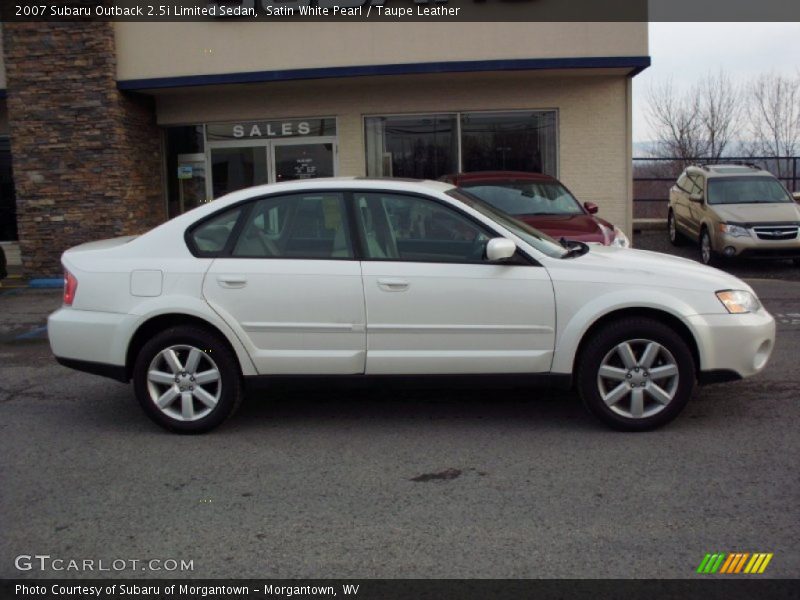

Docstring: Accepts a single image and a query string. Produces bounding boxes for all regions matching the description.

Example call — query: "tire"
[699,228,716,266]
[133,325,243,433]
[667,210,682,246]
[576,317,695,431]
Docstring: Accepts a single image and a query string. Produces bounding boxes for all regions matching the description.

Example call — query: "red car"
[441,171,630,247]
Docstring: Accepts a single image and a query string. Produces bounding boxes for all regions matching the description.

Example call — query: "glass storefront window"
[365,115,458,179]
[461,111,557,175]
[365,110,557,180]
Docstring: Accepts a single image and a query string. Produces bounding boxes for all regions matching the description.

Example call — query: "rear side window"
[190,207,242,256]
[232,192,353,259]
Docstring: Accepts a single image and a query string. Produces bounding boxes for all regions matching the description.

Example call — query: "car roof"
[687,164,773,178]
[217,177,456,204]
[442,171,557,184]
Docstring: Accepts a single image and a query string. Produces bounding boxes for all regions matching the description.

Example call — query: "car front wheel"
[133,326,242,433]
[700,228,716,265]
[577,317,695,431]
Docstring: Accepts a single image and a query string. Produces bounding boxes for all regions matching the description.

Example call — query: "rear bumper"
[48,307,135,378]
[55,356,128,382]
[686,309,775,379]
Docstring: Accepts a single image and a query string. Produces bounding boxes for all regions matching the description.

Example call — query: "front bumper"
[686,309,775,379]
[717,232,800,259]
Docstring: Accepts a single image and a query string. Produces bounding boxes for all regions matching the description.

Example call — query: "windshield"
[459,181,584,216]
[707,176,793,205]
[447,189,567,259]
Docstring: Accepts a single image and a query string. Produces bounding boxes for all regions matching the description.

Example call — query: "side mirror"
[486,238,517,262]
[584,202,599,215]
[793,192,800,203]
[690,192,704,203]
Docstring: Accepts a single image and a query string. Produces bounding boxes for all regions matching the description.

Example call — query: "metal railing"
[633,156,800,220]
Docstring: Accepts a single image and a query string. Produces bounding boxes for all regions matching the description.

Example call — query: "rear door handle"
[377,278,410,292]
[217,276,248,289]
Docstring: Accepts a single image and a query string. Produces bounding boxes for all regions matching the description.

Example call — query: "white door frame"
[205,136,339,200]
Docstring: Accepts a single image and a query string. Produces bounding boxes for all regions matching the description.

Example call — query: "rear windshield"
[707,176,793,205]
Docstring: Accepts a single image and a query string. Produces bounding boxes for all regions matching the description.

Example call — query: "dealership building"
[0,21,649,275]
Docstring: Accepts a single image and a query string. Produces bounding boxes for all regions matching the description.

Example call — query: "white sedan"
[48,179,775,433]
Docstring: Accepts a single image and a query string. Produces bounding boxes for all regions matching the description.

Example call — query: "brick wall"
[2,22,164,276]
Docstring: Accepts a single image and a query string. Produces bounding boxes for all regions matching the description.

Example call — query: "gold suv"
[668,164,800,265]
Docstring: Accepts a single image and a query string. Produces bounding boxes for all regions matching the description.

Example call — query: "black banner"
[2,579,799,600]
[3,0,800,22]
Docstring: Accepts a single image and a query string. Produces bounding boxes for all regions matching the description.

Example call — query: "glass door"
[208,142,269,199]
[272,138,337,183]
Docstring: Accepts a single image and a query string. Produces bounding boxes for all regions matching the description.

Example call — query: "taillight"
[64,270,78,306]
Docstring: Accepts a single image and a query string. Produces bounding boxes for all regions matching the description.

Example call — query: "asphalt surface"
[1,255,799,579]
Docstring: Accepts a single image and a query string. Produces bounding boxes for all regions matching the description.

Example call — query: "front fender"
[551,288,705,374]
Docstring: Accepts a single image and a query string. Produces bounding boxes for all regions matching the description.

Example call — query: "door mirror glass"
[583,201,599,214]
[486,238,517,262]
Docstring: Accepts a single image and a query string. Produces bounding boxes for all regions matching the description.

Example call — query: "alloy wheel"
[596,339,680,419]
[146,345,221,422]
[701,232,712,264]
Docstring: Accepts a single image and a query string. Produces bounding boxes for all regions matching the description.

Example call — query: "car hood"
[712,202,800,224]
[517,214,608,243]
[551,245,754,294]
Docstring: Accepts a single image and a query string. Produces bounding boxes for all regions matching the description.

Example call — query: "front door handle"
[217,276,248,289]
[377,278,410,292]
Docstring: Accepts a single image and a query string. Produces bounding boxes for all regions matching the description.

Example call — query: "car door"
[687,173,707,235]
[200,191,366,375]
[352,191,556,375]
[671,172,693,235]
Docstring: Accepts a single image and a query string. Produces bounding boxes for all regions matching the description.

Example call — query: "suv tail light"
[64,270,78,306]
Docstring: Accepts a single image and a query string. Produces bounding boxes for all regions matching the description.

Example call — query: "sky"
[632,22,800,143]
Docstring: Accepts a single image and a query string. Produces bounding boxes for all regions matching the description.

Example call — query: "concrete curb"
[633,218,667,231]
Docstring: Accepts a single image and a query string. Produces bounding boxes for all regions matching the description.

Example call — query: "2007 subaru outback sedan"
[49,179,775,433]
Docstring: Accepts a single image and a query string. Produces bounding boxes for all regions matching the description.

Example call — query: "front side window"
[190,207,242,256]
[354,193,491,263]
[448,189,567,259]
[233,192,353,259]
[707,176,794,205]
[459,181,583,216]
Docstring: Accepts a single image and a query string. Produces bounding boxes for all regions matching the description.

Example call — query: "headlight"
[718,223,750,238]
[716,290,760,314]
[611,226,631,248]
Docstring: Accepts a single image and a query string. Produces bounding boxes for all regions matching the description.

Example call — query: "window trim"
[185,188,539,266]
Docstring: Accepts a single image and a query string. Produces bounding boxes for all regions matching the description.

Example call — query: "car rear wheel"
[577,317,695,431]
[700,228,716,265]
[667,210,682,246]
[133,326,242,433]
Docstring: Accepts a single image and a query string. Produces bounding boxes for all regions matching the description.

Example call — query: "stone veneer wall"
[2,22,163,276]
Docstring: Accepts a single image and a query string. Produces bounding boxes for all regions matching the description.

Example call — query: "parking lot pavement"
[1,282,798,580]
[635,229,800,281]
